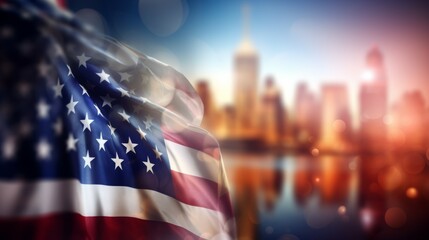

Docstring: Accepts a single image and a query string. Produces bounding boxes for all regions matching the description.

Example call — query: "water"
[223,151,429,240]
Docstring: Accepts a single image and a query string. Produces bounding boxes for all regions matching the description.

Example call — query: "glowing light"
[385,207,406,228]
[332,119,346,132]
[378,166,403,191]
[311,148,319,156]
[361,69,375,81]
[265,226,274,234]
[315,177,320,183]
[338,205,346,215]
[383,115,392,125]
[402,153,425,175]
[348,158,358,171]
[360,208,374,231]
[406,187,418,199]
[138,0,188,36]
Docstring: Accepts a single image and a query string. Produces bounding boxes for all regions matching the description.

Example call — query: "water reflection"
[224,151,429,240]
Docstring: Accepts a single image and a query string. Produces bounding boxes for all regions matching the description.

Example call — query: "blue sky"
[69,0,429,113]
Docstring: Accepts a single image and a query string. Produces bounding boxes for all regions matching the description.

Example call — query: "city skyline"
[69,0,429,116]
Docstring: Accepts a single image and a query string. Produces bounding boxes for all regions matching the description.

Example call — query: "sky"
[69,0,429,116]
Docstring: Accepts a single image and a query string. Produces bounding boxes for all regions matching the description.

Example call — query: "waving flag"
[0,1,234,239]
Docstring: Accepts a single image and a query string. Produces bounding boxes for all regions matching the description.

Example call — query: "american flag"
[0,1,234,239]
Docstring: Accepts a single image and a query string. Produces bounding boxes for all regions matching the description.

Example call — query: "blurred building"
[360,46,388,152]
[196,80,218,131]
[234,5,259,138]
[390,90,426,150]
[260,76,285,146]
[317,84,353,152]
[293,82,320,148]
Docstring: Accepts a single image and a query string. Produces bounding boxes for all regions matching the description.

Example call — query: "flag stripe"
[166,140,220,183]
[171,170,232,217]
[0,213,200,240]
[163,127,220,159]
[0,179,230,239]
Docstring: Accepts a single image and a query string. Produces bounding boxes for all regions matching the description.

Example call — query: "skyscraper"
[294,82,320,147]
[360,46,388,152]
[260,76,285,146]
[318,84,352,152]
[196,80,217,131]
[234,5,259,137]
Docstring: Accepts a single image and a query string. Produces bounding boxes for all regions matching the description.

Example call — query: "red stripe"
[171,171,233,218]
[0,213,200,240]
[163,127,220,160]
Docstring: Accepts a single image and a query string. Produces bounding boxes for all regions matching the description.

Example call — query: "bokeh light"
[138,0,188,36]
[385,207,407,228]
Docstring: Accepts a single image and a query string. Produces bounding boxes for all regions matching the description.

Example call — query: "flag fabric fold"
[0,0,235,239]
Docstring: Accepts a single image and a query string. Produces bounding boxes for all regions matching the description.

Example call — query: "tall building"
[260,76,285,146]
[391,90,426,150]
[318,84,352,152]
[196,80,217,131]
[294,82,320,147]
[359,46,388,152]
[234,5,259,137]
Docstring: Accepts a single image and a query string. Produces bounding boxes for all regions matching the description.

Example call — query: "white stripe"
[165,140,220,183]
[0,179,229,239]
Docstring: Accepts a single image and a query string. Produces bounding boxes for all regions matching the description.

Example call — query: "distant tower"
[196,80,216,131]
[360,46,387,152]
[318,84,352,152]
[260,76,284,146]
[294,83,320,146]
[234,5,259,137]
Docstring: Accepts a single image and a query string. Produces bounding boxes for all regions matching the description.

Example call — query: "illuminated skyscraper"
[318,84,352,152]
[260,76,284,145]
[196,80,217,131]
[360,46,387,152]
[294,82,320,146]
[234,5,259,137]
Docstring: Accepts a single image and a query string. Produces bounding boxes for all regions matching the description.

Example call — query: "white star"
[0,26,13,39]
[52,79,64,98]
[119,72,132,82]
[82,150,95,169]
[80,113,94,132]
[2,136,16,159]
[66,65,74,77]
[137,126,147,140]
[117,87,130,97]
[94,104,103,116]
[118,110,130,122]
[19,121,32,137]
[111,153,124,170]
[18,82,30,96]
[140,97,148,104]
[76,53,91,68]
[97,69,110,83]
[143,157,155,174]
[53,118,62,135]
[66,95,78,115]
[36,139,51,160]
[153,145,162,160]
[66,133,78,151]
[37,99,50,119]
[96,132,108,151]
[80,84,89,96]
[143,115,153,131]
[38,62,51,77]
[108,122,116,135]
[122,137,138,154]
[101,95,114,108]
